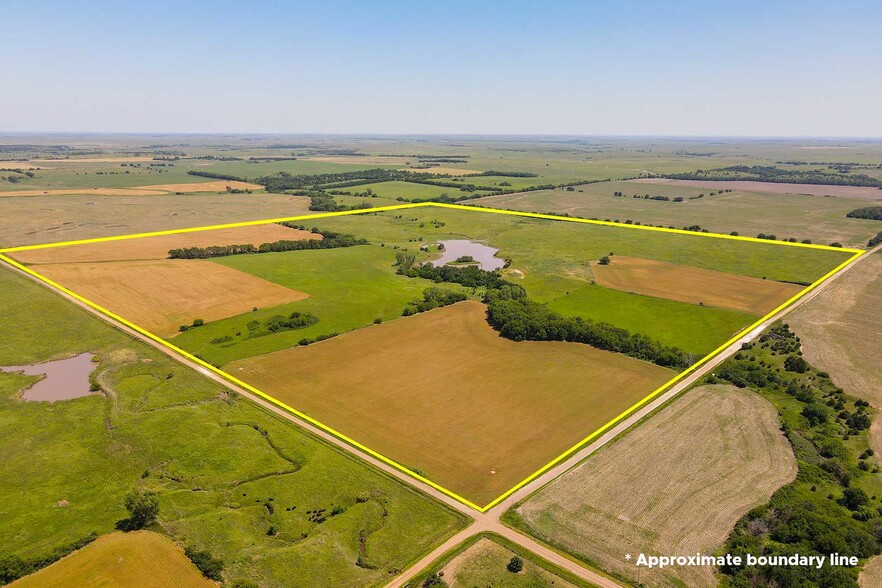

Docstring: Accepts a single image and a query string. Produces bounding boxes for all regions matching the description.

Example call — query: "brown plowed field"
[592,256,803,314]
[15,224,318,264]
[33,259,307,337]
[227,300,674,505]
[516,384,797,588]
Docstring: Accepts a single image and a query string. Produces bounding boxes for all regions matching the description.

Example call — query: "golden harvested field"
[228,301,674,505]
[592,255,803,314]
[0,180,264,198]
[789,251,882,453]
[0,193,311,248]
[31,259,307,337]
[628,177,882,199]
[15,224,318,264]
[515,385,796,588]
[9,531,216,588]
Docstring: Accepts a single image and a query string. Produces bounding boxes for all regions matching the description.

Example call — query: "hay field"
[228,301,674,505]
[398,166,481,175]
[592,256,803,314]
[15,224,317,264]
[628,177,882,199]
[31,259,307,337]
[0,180,263,198]
[514,385,796,588]
[0,193,312,248]
[789,252,882,453]
[9,531,216,588]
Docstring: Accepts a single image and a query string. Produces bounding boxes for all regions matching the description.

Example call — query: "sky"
[3,0,881,136]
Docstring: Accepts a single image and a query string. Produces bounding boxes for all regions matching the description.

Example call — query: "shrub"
[117,490,159,531]
[184,547,224,581]
[507,555,524,573]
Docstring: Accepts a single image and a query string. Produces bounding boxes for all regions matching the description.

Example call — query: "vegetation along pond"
[0,353,97,401]
[434,240,504,271]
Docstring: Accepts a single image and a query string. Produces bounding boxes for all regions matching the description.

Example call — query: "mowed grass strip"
[8,531,216,588]
[512,385,796,588]
[228,301,675,506]
[13,223,317,264]
[30,260,307,338]
[591,256,804,314]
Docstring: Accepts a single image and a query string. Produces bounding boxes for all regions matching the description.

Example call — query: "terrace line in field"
[591,256,804,314]
[228,301,675,505]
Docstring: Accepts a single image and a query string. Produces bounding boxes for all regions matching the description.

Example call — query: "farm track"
[1,245,874,588]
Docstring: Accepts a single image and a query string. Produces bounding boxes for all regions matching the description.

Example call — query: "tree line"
[168,229,367,259]
[846,206,882,221]
[402,287,467,316]
[663,165,882,188]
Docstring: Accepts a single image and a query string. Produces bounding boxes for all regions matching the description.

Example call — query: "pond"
[0,353,98,402]
[433,239,504,271]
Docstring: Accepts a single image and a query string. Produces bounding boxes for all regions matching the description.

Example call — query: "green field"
[0,266,466,587]
[473,180,882,247]
[334,180,495,201]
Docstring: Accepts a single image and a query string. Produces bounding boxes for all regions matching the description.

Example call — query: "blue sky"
[3,0,881,135]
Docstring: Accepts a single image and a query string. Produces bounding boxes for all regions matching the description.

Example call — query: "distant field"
[228,301,675,505]
[0,180,263,198]
[592,255,803,314]
[472,181,881,247]
[15,223,316,264]
[336,180,494,201]
[789,251,882,453]
[511,385,796,588]
[30,259,307,337]
[0,265,466,587]
[9,531,216,588]
[629,177,882,199]
[0,192,312,248]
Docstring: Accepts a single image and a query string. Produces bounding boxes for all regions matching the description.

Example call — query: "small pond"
[433,240,504,271]
[0,353,97,402]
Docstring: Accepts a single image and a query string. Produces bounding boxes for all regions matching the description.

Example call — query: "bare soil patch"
[592,256,802,314]
[228,300,674,505]
[628,178,882,200]
[15,224,318,264]
[33,259,307,338]
[516,384,796,588]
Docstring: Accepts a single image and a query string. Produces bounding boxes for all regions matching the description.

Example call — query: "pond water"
[0,353,97,401]
[433,240,504,271]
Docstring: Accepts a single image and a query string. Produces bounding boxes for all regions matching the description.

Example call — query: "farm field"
[8,531,216,588]
[508,385,797,588]
[591,255,804,314]
[473,180,882,247]
[0,265,467,587]
[789,251,882,453]
[334,180,495,200]
[0,180,263,198]
[227,301,676,505]
[629,177,882,199]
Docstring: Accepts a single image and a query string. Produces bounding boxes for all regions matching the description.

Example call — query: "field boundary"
[0,202,865,512]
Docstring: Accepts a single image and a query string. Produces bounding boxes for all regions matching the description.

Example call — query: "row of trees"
[847,206,882,220]
[402,287,466,316]
[664,165,882,188]
[168,230,367,259]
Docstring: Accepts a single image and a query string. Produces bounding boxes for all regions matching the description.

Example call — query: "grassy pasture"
[8,531,216,588]
[228,301,675,505]
[473,180,882,247]
[509,385,796,588]
[334,180,494,201]
[0,266,467,587]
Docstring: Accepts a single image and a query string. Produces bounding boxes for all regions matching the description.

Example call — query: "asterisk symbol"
[625,554,632,561]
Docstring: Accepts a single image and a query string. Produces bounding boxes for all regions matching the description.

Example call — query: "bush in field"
[117,490,159,531]
[184,547,224,581]
[506,555,523,573]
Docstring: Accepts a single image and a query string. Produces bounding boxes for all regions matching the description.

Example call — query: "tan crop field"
[228,301,675,505]
[8,531,216,588]
[15,224,318,264]
[628,177,882,199]
[31,259,307,337]
[0,180,264,198]
[592,256,803,314]
[789,251,882,454]
[513,385,797,588]
[397,166,481,175]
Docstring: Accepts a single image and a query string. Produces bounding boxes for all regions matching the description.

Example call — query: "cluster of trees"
[713,324,882,587]
[184,546,224,581]
[484,293,690,368]
[868,231,882,248]
[236,311,320,340]
[308,193,373,212]
[402,287,466,316]
[664,165,882,188]
[397,261,510,290]
[186,170,244,182]
[116,489,160,531]
[168,230,368,259]
[846,206,882,220]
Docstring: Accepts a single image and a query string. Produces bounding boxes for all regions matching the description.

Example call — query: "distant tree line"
[186,170,245,182]
[307,193,373,212]
[402,287,467,316]
[868,231,882,248]
[168,229,367,259]
[663,165,882,188]
[846,206,882,221]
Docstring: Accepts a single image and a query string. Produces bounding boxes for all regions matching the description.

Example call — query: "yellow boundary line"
[0,202,865,513]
